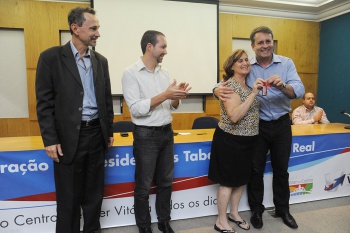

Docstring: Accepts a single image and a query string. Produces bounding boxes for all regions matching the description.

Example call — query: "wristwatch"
[280,82,287,92]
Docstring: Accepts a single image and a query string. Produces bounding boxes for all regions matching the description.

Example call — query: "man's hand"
[165,80,191,100]
[108,137,114,147]
[266,75,284,90]
[214,80,234,102]
[45,144,63,163]
[266,75,296,99]
[313,110,323,123]
[178,81,191,92]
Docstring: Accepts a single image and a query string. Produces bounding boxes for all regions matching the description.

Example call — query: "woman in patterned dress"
[209,49,264,233]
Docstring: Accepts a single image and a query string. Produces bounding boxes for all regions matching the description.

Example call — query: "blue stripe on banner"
[1,133,349,200]
[0,150,55,200]
[173,141,212,177]
[104,141,212,184]
[264,133,350,174]
[104,145,135,184]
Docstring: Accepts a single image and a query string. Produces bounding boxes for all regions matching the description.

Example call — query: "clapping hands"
[166,79,191,100]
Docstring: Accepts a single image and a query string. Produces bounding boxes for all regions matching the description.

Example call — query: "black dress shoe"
[276,212,298,229]
[139,227,152,233]
[250,211,263,229]
[158,221,174,233]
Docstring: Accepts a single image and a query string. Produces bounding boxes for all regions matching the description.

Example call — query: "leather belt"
[260,113,290,123]
[135,123,171,131]
[81,118,100,127]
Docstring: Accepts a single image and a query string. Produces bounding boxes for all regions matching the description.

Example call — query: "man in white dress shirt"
[122,30,190,233]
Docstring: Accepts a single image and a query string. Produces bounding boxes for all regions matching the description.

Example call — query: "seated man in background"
[292,92,330,124]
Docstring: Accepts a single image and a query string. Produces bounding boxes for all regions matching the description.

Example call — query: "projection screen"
[93,0,218,95]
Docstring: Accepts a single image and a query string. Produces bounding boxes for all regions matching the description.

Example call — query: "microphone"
[340,110,350,129]
[340,110,350,117]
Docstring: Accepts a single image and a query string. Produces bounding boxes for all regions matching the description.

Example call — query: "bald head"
[303,92,316,110]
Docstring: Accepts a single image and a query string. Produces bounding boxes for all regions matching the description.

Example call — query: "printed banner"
[1,134,350,232]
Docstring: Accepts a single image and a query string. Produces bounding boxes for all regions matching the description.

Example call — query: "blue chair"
[112,121,134,132]
[192,116,219,129]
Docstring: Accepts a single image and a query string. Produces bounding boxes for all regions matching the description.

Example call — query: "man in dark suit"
[35,7,114,233]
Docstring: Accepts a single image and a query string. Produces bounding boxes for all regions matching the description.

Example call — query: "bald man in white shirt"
[292,92,330,124]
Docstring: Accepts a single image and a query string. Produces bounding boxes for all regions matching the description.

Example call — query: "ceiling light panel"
[253,0,334,7]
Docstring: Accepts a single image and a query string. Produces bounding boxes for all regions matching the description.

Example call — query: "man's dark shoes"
[138,227,152,233]
[250,211,263,229]
[158,221,174,233]
[276,212,298,229]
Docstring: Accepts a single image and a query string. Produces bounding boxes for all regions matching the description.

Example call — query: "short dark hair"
[222,49,247,81]
[68,7,96,35]
[250,26,274,44]
[303,92,314,99]
[140,30,165,54]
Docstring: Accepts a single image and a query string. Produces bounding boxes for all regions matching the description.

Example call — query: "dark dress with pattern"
[208,78,259,187]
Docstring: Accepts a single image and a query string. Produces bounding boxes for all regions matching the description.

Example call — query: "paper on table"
[178,132,191,135]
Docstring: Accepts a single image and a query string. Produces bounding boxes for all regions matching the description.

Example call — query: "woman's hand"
[252,78,264,95]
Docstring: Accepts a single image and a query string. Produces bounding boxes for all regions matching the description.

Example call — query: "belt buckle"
[85,120,91,126]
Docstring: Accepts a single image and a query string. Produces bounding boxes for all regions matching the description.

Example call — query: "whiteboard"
[232,38,255,59]
[0,29,28,118]
[93,0,218,95]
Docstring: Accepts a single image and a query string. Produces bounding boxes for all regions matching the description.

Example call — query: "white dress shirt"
[122,58,178,126]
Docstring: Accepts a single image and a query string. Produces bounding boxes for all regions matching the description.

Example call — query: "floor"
[101,196,350,233]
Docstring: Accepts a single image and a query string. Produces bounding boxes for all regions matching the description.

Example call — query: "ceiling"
[41,0,350,21]
[220,0,350,21]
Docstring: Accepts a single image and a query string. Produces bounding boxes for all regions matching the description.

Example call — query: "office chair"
[192,116,219,129]
[112,121,134,132]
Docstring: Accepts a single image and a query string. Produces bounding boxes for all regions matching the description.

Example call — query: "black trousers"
[248,114,292,214]
[54,123,105,233]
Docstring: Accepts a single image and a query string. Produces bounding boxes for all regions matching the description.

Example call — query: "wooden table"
[2,123,349,152]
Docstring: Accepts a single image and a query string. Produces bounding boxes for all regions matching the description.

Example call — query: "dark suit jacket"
[36,42,114,164]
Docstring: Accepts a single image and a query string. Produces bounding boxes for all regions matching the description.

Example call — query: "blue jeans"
[132,125,174,228]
